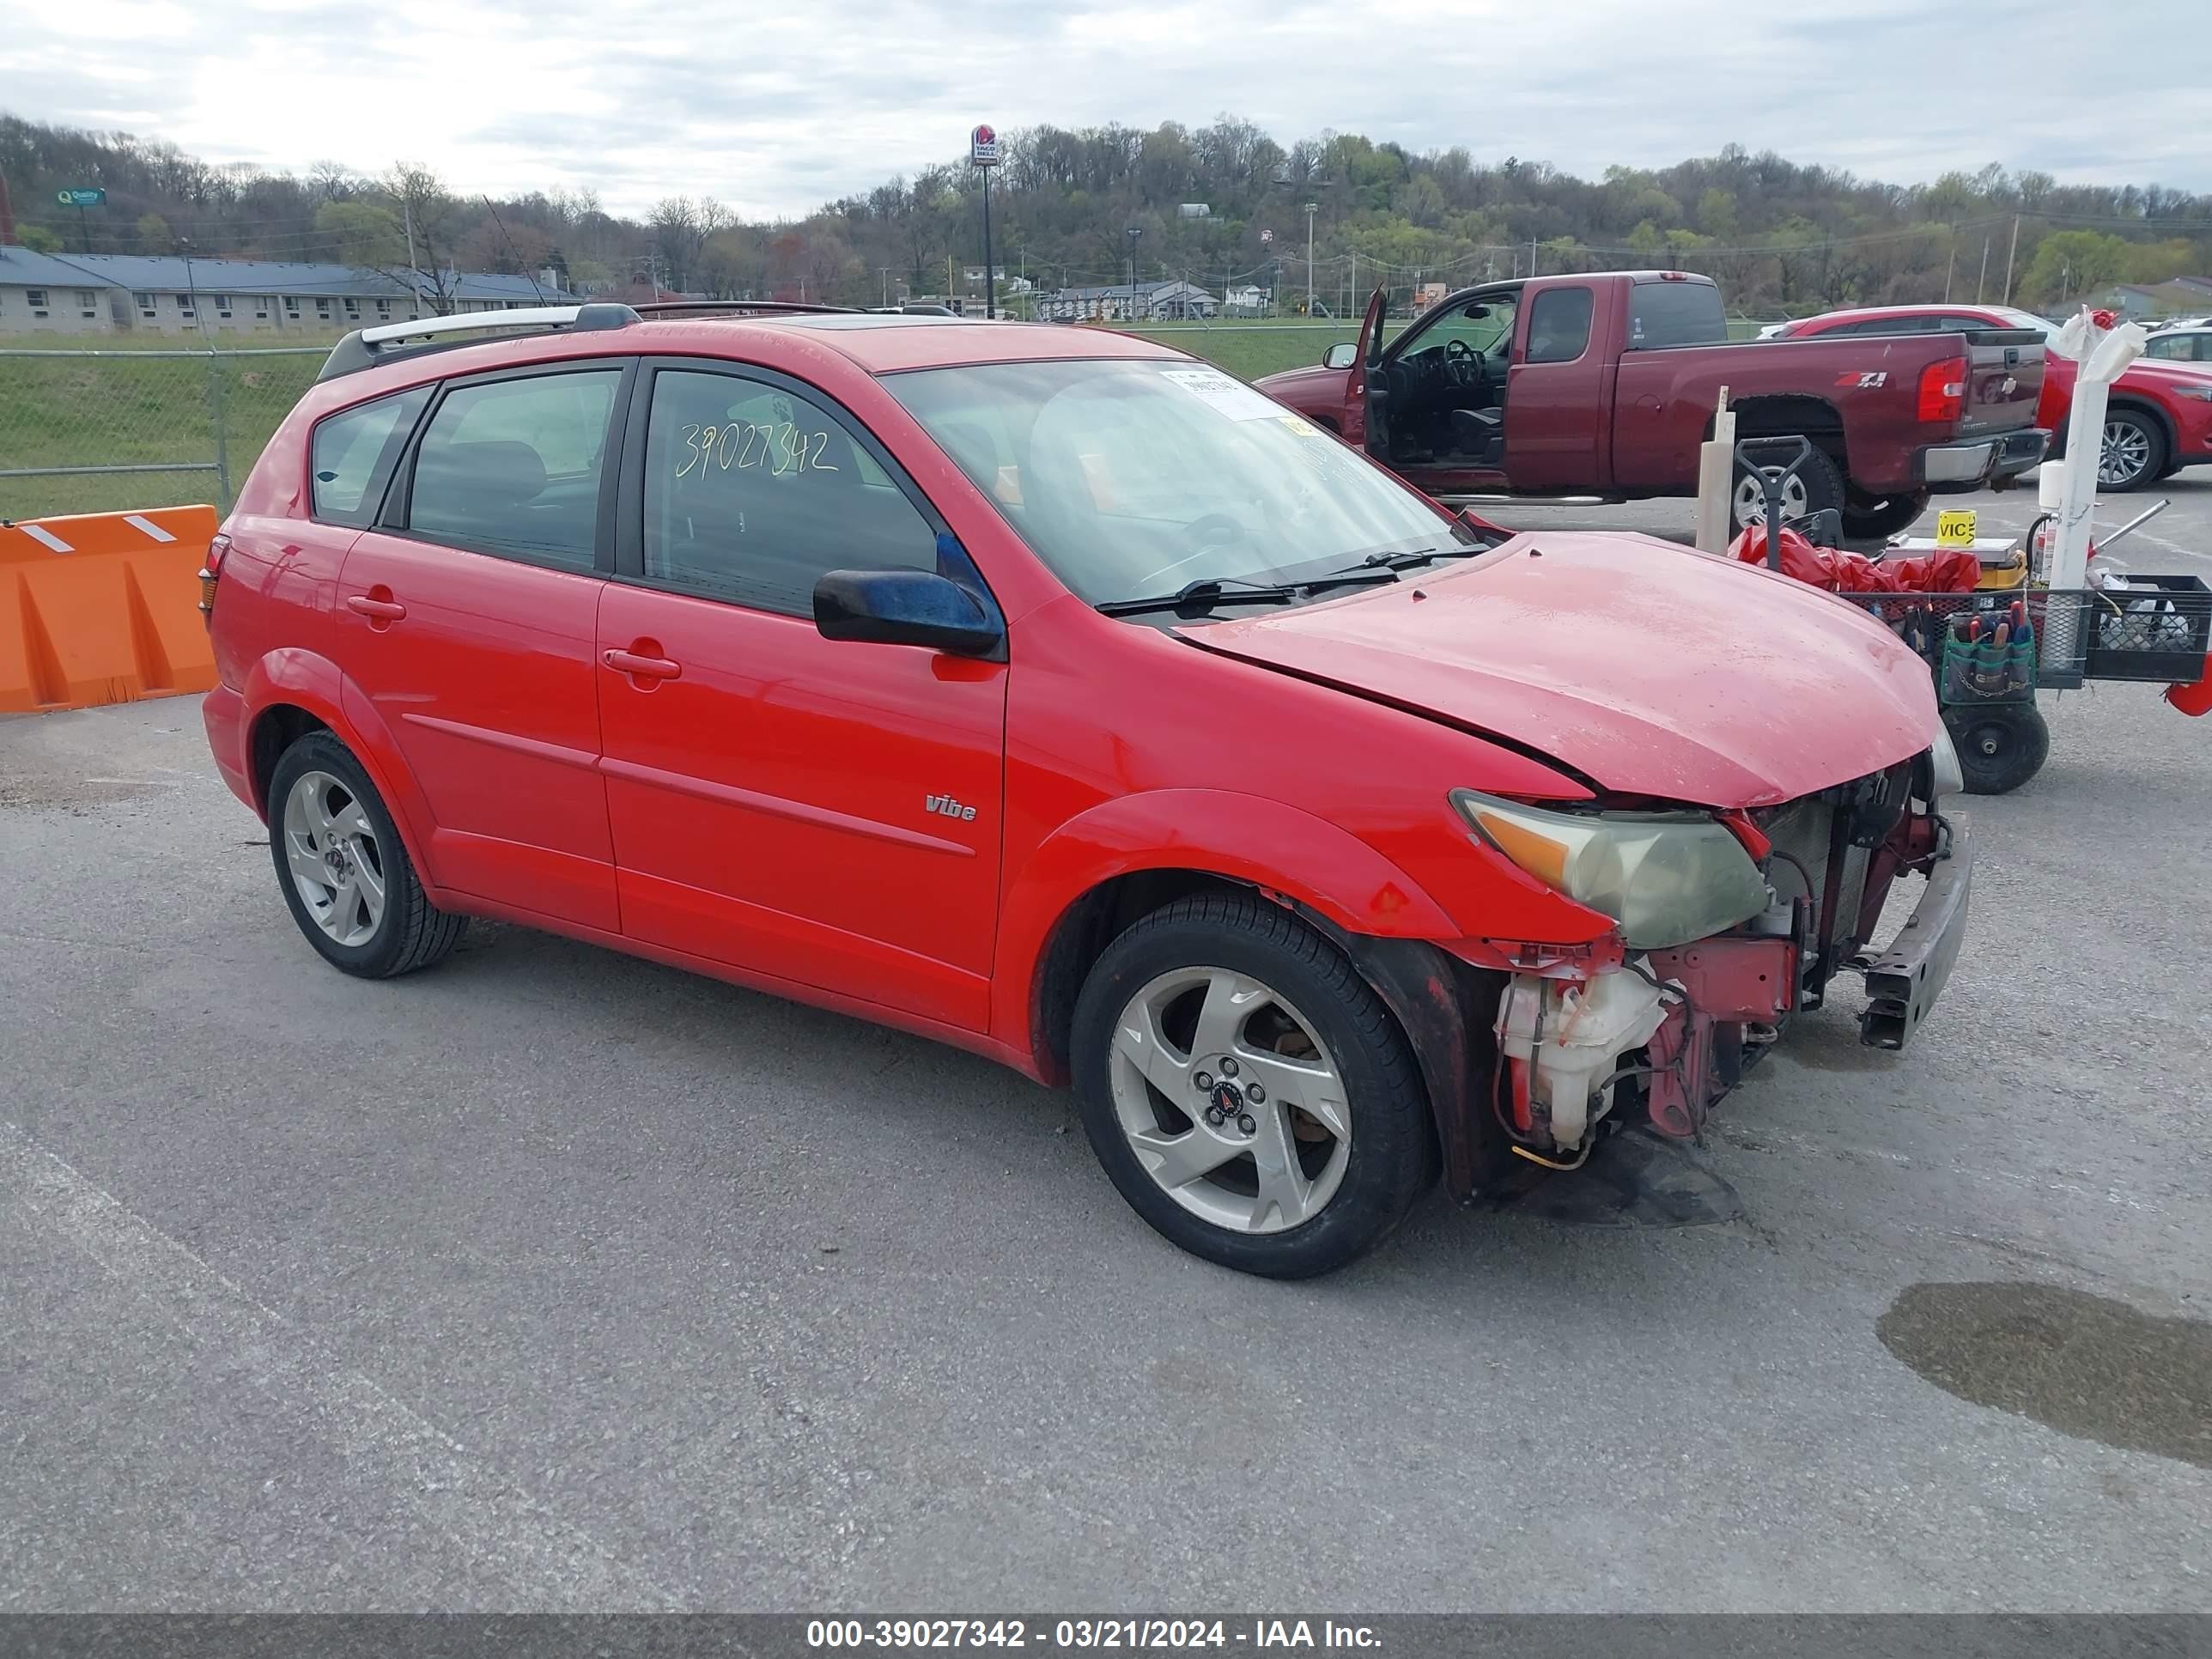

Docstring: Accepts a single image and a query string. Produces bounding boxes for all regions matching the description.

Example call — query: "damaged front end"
[1451,756,1971,1172]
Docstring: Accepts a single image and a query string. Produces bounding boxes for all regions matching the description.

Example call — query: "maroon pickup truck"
[1255,272,2050,539]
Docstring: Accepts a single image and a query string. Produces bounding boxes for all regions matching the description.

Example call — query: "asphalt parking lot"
[3,473,2209,1613]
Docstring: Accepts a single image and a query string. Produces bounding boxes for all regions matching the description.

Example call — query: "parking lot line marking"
[0,1119,684,1613]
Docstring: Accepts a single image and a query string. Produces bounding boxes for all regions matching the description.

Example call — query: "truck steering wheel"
[1443,338,1478,386]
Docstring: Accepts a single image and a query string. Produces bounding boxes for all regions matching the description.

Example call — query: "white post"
[1695,386,1735,554]
[2042,307,2148,670]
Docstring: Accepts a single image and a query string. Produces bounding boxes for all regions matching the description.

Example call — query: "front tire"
[267,731,465,978]
[1945,703,2051,796]
[1069,892,1436,1279]
[2099,408,2167,492]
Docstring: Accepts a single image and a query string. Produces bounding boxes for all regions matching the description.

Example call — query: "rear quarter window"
[1627,282,1726,349]
[310,386,430,525]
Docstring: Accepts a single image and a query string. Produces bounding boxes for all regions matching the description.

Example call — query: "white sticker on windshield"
[1158,366,1284,421]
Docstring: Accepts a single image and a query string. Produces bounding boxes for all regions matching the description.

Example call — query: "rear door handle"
[344,594,407,622]
[603,647,683,682]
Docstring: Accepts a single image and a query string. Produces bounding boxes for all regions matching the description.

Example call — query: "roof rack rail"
[629,300,863,318]
[314,302,641,382]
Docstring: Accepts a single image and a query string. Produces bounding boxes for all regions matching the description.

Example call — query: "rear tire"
[1069,891,1436,1279]
[267,732,466,978]
[1945,703,2051,796]
[1731,442,1845,534]
[1839,488,1929,542]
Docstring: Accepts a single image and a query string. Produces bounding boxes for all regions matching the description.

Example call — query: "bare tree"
[649,195,732,291]
[383,162,462,312]
[309,161,362,204]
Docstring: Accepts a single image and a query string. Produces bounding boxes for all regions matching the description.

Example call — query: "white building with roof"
[0,246,575,338]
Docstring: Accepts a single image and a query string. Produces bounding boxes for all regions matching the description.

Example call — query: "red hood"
[1178,533,1939,808]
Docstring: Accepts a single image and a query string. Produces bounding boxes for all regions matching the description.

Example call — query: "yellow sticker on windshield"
[1278,415,1326,438]
[1936,509,1978,547]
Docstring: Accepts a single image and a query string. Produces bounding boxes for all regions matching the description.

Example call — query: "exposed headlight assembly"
[1928,723,1964,799]
[1451,790,1771,950]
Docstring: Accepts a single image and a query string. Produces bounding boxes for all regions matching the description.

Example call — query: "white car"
[2142,325,2212,365]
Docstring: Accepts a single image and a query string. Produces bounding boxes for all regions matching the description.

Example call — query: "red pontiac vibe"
[199,301,1972,1277]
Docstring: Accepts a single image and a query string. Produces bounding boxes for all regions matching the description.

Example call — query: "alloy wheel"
[1106,966,1352,1234]
[2100,417,2152,487]
[1734,471,1808,532]
[281,769,386,946]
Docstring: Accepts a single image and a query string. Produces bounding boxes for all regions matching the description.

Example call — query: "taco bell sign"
[969,124,1000,167]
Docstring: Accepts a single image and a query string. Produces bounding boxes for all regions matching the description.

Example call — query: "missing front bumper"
[1858,811,1972,1051]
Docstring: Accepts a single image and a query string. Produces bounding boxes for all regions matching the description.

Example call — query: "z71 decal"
[1834,371,1889,389]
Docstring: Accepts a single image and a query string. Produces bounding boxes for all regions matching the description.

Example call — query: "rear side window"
[1627,281,1726,349]
[310,386,429,525]
[1525,286,1594,364]
[405,369,622,571]
[641,368,935,615]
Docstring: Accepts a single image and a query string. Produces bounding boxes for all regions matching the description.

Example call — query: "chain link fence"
[0,346,326,522]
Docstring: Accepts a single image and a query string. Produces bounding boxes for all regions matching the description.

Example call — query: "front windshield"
[1415,300,1516,358]
[884,358,1475,605]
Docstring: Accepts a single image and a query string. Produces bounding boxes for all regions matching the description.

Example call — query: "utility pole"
[1304,202,1317,318]
[2002,215,2021,305]
[1976,235,1990,304]
[403,196,420,307]
[1943,246,1955,303]
[980,161,996,319]
[880,267,890,307]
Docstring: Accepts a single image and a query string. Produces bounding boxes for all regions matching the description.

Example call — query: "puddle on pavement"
[1879,1280,2212,1468]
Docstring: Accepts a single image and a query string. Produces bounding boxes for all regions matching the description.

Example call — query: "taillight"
[198,532,230,623]
[1917,356,1967,423]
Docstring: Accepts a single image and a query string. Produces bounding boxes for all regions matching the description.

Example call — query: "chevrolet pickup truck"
[1255,272,2050,540]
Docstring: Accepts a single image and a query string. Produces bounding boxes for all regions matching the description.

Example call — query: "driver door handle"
[603,647,683,682]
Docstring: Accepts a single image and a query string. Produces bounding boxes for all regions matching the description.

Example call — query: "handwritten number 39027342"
[676,422,839,479]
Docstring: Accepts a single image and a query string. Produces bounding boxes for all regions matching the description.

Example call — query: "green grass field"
[0,319,1420,522]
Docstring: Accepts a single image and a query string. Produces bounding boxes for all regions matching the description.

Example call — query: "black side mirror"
[814,568,1004,658]
[1323,342,1358,370]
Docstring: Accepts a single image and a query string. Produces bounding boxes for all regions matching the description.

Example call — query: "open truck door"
[1358,285,1391,459]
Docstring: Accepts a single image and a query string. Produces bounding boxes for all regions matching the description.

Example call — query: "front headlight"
[1451,790,1771,950]
[1928,724,1964,799]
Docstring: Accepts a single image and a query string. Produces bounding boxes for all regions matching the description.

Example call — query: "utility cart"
[1735,438,2212,795]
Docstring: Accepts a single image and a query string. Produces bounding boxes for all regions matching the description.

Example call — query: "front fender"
[989,787,1462,1060]
[239,649,436,880]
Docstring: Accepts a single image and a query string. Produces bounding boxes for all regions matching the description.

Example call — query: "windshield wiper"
[1324,542,1481,577]
[1095,568,1397,619]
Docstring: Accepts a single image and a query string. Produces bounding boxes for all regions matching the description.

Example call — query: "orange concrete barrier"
[0,505,220,714]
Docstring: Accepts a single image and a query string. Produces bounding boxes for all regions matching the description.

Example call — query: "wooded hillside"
[5,112,2206,316]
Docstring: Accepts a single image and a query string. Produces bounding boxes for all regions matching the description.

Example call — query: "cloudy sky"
[7,0,2203,220]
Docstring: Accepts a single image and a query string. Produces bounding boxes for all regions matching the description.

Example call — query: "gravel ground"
[3,473,2208,1613]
